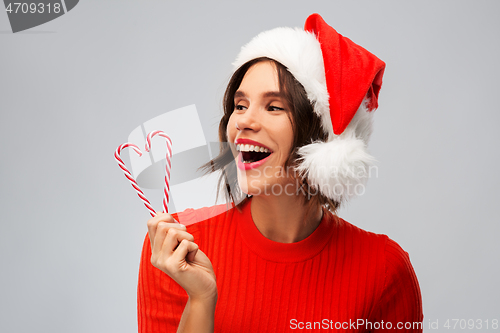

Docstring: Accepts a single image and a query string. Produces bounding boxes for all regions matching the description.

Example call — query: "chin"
[237,173,260,196]
[238,172,298,198]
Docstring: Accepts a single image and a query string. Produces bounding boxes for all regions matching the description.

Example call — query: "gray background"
[1,0,499,332]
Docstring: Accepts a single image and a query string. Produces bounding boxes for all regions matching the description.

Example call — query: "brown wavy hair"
[201,57,340,213]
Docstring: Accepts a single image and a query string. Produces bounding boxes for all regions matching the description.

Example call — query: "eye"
[268,105,285,112]
[235,104,247,111]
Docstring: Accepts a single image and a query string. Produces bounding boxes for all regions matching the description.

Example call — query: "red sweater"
[138,199,423,332]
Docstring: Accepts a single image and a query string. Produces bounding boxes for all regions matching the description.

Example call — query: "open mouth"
[241,151,271,163]
[237,144,272,164]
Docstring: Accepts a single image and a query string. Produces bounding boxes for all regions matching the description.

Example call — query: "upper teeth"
[236,144,270,153]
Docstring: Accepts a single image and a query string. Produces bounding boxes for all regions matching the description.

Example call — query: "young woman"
[138,14,423,333]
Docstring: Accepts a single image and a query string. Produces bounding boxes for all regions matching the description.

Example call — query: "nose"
[235,105,261,132]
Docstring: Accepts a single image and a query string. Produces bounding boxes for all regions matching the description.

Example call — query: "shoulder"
[337,218,417,275]
[382,236,415,276]
[367,234,423,324]
[380,236,421,300]
[334,217,389,256]
[336,218,423,322]
[334,217,421,292]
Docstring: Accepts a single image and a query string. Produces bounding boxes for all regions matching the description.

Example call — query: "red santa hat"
[232,13,386,204]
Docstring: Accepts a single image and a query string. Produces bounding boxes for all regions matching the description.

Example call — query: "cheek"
[278,120,294,151]
[226,115,236,141]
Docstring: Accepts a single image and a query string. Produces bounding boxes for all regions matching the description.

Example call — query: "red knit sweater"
[137,199,423,332]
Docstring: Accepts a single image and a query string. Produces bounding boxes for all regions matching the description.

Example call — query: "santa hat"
[232,13,386,204]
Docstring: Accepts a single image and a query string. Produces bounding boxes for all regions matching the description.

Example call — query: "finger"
[161,228,195,255]
[171,239,199,267]
[147,213,183,247]
[152,222,177,256]
[153,222,186,255]
[186,245,198,262]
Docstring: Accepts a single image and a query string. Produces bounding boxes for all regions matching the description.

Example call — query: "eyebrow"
[234,90,283,99]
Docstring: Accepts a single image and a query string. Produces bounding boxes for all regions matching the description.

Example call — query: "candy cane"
[114,143,157,217]
[145,130,173,214]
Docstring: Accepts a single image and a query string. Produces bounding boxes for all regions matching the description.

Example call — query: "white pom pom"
[296,137,375,204]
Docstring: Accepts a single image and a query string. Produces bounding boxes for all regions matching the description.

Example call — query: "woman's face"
[227,61,296,197]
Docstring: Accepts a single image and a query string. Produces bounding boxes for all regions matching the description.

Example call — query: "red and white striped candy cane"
[145,130,173,214]
[114,143,157,217]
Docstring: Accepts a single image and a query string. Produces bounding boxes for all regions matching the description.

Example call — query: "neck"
[250,193,323,243]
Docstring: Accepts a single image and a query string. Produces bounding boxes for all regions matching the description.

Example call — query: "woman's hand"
[147,213,217,302]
